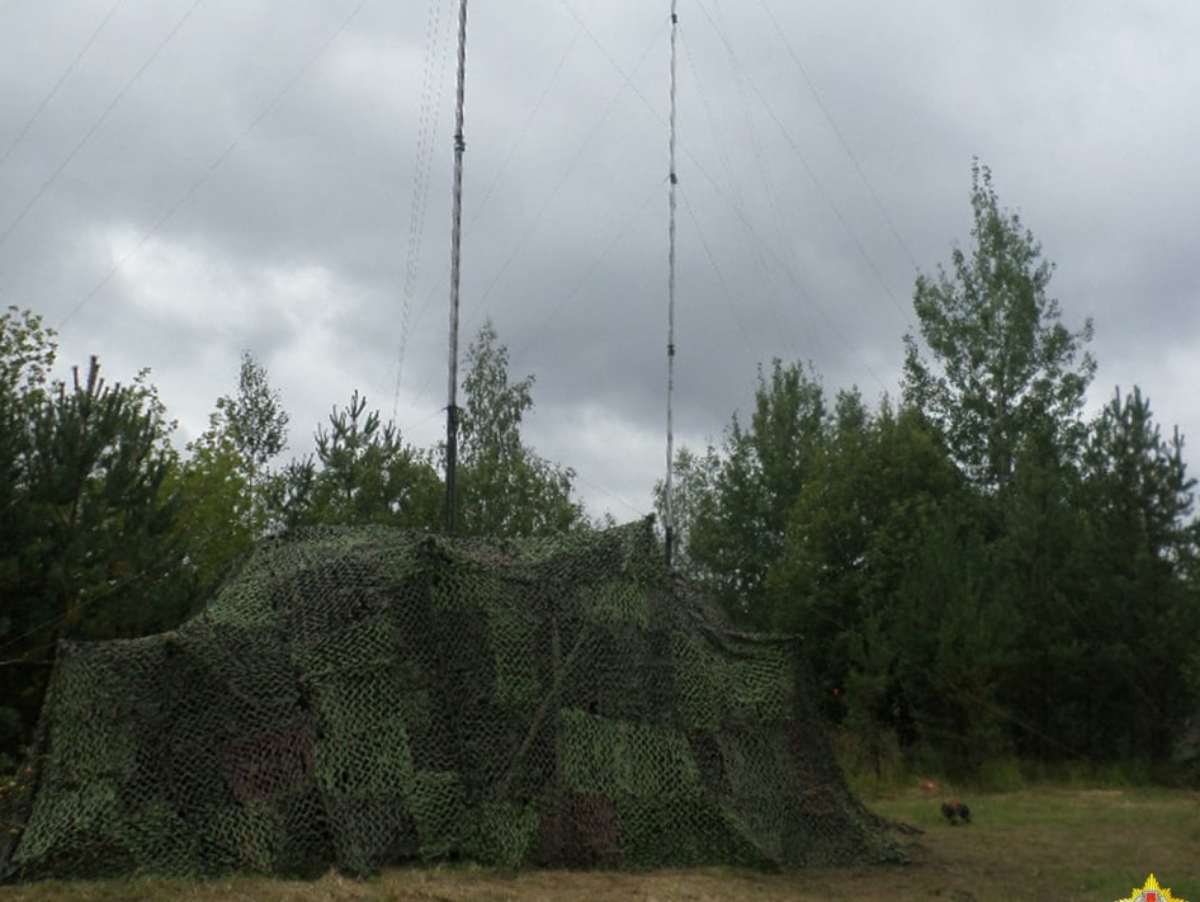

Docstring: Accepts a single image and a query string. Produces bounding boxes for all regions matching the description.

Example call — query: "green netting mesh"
[0,519,902,880]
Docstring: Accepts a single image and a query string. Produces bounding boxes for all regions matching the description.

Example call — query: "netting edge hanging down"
[0,519,904,881]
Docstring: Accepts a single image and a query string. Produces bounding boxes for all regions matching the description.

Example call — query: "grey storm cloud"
[1,0,1198,519]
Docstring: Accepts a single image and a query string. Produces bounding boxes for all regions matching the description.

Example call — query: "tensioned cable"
[678,145,889,394]
[404,3,841,381]
[551,0,665,129]
[0,0,205,254]
[512,4,888,393]
[459,24,666,334]
[402,25,666,414]
[394,0,453,422]
[510,181,661,366]
[400,1,888,467]
[571,471,646,521]
[679,191,754,359]
[391,0,599,423]
[58,0,374,330]
[0,0,126,172]
[665,0,678,567]
[679,23,802,364]
[751,0,920,276]
[444,0,469,534]
[464,0,600,240]
[390,0,596,421]
[692,0,913,330]
[678,152,889,394]
[602,12,894,393]
[406,180,660,422]
[702,2,811,363]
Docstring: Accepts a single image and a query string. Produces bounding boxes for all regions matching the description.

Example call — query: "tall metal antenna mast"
[445,0,469,534]
[665,0,679,567]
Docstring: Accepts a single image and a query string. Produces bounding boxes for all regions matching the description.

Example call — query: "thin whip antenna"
[445,0,469,534]
[665,0,678,567]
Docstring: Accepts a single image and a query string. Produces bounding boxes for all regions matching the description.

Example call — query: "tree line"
[658,164,1200,779]
[0,317,583,765]
[1,163,1196,780]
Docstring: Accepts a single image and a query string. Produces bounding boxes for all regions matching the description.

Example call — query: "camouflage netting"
[0,519,901,880]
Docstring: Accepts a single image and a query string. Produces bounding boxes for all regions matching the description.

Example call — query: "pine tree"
[0,349,189,760]
[274,390,441,530]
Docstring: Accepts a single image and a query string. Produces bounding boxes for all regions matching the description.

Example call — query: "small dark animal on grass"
[941,799,971,825]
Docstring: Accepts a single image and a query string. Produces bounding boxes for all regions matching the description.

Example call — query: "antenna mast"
[445,0,469,534]
[665,0,679,566]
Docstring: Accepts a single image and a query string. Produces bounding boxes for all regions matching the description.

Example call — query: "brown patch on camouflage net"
[536,793,622,868]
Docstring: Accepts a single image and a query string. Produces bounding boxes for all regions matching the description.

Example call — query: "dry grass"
[5,788,1199,901]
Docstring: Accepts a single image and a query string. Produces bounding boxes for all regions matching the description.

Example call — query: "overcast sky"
[1,0,1197,521]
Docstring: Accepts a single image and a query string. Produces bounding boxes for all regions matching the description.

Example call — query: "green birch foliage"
[221,351,289,526]
[653,444,722,580]
[166,352,289,591]
[0,307,56,761]
[903,162,1095,492]
[166,416,256,592]
[454,320,583,537]
[688,360,828,627]
[0,308,55,569]
[896,164,1097,769]
[224,350,289,475]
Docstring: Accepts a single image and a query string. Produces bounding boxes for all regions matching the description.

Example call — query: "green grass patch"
[4,787,1199,901]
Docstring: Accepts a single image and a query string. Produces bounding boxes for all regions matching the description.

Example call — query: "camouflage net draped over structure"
[0,519,900,880]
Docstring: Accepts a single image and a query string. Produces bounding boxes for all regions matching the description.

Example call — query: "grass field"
[4,787,1198,901]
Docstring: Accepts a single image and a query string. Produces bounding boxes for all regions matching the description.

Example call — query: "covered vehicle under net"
[0,519,901,880]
